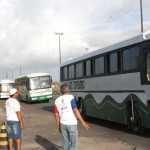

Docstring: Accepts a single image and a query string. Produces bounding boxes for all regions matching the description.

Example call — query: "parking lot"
[1,99,150,150]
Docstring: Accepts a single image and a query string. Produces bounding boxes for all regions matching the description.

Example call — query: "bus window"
[1,83,14,92]
[123,47,140,71]
[94,56,104,75]
[76,62,83,78]
[85,60,91,77]
[107,52,118,73]
[40,76,51,88]
[0,80,14,99]
[69,65,75,79]
[63,66,68,80]
[30,78,39,90]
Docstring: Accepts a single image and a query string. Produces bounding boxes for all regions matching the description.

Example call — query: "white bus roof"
[15,73,51,79]
[0,79,14,84]
[61,31,150,66]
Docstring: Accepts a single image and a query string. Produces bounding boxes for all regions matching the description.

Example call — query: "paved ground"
[0,99,150,150]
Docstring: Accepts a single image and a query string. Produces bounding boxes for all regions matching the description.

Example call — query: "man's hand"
[73,108,90,130]
[20,122,24,129]
[82,122,89,130]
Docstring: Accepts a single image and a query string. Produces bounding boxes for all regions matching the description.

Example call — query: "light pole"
[140,0,143,33]
[55,33,63,64]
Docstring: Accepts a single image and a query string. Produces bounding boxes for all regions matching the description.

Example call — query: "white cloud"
[0,0,149,81]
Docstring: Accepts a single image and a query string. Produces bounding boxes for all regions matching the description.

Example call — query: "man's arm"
[16,111,24,129]
[54,105,61,132]
[73,108,89,130]
[54,112,60,132]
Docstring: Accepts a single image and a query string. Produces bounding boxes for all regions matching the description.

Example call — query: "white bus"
[60,31,150,134]
[0,79,14,99]
[15,73,52,103]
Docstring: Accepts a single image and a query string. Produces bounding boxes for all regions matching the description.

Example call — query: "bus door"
[141,48,150,84]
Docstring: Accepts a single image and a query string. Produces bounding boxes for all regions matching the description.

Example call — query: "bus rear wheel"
[127,104,143,134]
[26,95,31,104]
[18,94,22,102]
[45,99,49,103]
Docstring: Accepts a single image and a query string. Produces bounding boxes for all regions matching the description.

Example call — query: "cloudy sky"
[0,0,150,82]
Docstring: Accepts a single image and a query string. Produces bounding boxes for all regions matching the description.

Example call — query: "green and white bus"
[0,79,14,99]
[60,31,150,134]
[15,73,52,103]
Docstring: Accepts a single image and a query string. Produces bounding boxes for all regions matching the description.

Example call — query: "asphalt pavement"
[0,99,149,150]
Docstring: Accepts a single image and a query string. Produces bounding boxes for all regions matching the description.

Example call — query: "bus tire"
[18,94,22,102]
[45,99,49,103]
[127,103,143,134]
[26,95,31,104]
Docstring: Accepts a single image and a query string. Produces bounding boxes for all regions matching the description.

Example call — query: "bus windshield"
[30,76,51,90]
[0,83,14,92]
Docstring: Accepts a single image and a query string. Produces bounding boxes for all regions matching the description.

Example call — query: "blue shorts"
[7,121,22,140]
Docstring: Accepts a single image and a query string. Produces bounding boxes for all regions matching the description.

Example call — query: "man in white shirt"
[54,84,89,150]
[5,88,24,150]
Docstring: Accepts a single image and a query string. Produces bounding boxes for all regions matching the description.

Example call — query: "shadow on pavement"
[35,135,62,150]
[87,117,150,137]
[42,105,54,113]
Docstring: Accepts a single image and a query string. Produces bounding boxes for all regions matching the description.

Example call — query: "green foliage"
[52,87,60,95]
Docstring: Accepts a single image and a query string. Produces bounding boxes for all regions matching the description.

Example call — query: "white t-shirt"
[5,98,21,121]
[54,94,77,125]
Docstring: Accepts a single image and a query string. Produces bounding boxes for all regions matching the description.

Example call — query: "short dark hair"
[60,84,69,94]
[10,95,14,98]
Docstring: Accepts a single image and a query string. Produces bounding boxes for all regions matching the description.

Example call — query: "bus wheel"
[18,94,22,102]
[45,99,49,103]
[127,104,143,134]
[26,96,30,104]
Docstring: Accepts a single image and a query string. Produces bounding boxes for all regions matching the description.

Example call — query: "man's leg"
[7,121,14,150]
[12,121,22,150]
[16,139,21,150]
[60,124,70,150]
[68,125,78,150]
[8,139,13,150]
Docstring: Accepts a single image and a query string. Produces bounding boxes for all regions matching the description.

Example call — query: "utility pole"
[140,0,143,33]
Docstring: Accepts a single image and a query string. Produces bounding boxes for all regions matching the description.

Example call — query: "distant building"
[52,82,60,92]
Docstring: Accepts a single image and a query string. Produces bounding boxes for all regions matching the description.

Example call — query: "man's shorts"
[7,121,21,140]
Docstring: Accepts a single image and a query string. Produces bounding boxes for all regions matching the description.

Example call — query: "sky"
[0,0,150,82]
